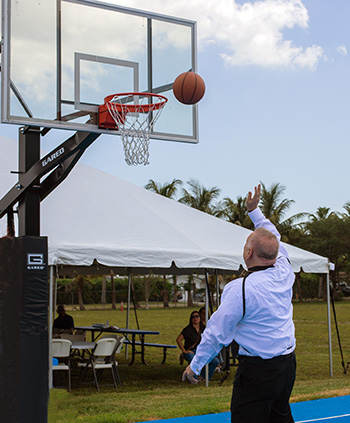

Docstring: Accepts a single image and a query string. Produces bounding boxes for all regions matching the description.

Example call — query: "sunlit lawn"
[48,301,350,423]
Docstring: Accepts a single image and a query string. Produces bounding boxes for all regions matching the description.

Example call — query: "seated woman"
[176,310,219,381]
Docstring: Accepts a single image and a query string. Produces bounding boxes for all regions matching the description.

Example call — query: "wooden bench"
[124,340,177,364]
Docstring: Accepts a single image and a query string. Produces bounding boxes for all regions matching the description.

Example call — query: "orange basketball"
[173,72,206,105]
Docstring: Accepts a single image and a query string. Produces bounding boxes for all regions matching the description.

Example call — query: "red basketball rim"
[104,92,168,113]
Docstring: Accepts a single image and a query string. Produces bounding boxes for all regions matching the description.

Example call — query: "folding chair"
[113,336,125,386]
[78,338,119,391]
[52,339,72,391]
[101,334,125,385]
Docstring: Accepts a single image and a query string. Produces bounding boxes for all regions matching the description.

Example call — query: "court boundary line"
[296,414,350,423]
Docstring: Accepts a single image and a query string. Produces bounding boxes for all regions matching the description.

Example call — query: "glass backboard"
[1,0,198,143]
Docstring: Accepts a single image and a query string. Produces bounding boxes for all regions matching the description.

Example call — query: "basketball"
[173,72,206,105]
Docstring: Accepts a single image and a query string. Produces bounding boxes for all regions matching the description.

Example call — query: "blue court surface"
[138,396,350,423]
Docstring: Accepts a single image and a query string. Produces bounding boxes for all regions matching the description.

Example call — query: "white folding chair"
[113,336,125,386]
[78,338,119,391]
[101,335,125,385]
[52,339,72,391]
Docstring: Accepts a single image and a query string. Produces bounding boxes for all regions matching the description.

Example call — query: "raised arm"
[246,184,289,258]
[246,184,261,213]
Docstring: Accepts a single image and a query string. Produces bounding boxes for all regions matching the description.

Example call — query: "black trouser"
[231,352,296,423]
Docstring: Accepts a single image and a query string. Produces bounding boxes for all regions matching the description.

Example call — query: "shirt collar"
[247,264,275,272]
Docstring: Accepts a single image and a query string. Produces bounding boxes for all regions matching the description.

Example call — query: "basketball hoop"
[101,92,168,166]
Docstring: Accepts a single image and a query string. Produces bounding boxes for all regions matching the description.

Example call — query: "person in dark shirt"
[53,304,74,334]
[176,310,219,381]
[198,307,206,326]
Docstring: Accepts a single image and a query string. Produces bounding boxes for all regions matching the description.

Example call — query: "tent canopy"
[0,135,330,275]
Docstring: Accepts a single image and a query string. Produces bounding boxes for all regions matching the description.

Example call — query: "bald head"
[251,228,279,260]
[243,227,279,267]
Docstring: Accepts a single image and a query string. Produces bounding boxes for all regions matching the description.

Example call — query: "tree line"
[145,178,350,299]
[56,179,350,309]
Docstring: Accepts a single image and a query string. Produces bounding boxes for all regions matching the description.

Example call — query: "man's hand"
[182,364,198,384]
[246,184,261,212]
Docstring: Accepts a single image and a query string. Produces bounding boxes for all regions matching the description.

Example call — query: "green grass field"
[48,301,350,423]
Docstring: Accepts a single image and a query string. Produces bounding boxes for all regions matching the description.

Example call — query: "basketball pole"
[18,127,41,235]
[0,126,100,423]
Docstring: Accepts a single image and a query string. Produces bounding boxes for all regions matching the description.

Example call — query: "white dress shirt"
[190,207,296,375]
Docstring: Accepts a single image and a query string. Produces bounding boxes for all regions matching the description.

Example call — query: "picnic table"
[75,326,176,365]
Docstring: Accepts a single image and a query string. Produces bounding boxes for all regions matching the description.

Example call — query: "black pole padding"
[0,236,48,423]
[0,236,21,423]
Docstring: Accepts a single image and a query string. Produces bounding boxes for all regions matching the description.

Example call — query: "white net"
[105,93,167,166]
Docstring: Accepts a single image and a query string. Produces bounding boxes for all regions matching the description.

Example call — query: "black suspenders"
[242,274,249,319]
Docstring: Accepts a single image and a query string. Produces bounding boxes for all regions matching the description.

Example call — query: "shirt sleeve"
[190,280,243,375]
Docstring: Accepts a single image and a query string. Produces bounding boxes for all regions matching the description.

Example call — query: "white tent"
[0,135,329,274]
[45,164,330,274]
[0,135,334,376]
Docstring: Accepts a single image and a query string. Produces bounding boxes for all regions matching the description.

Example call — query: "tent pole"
[204,269,210,387]
[215,270,219,310]
[54,270,57,315]
[48,265,54,389]
[126,269,132,359]
[326,266,333,376]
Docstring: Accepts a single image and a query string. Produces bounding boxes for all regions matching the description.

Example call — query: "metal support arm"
[0,130,100,219]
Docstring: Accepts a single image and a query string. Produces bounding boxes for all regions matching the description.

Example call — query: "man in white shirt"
[182,184,296,423]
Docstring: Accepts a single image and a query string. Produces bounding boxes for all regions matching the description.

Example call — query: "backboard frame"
[1,0,199,143]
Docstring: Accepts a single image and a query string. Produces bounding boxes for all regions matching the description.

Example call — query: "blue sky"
[1,0,350,219]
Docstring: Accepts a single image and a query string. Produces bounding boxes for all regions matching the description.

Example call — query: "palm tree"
[259,182,307,242]
[144,178,182,199]
[183,275,195,307]
[179,179,221,215]
[217,195,253,229]
[308,207,334,221]
[343,202,350,215]
[144,178,183,307]
[67,274,92,311]
[342,202,350,219]
[301,208,350,297]
[260,182,295,225]
[259,182,306,241]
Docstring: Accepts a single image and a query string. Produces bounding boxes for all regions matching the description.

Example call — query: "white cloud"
[336,44,348,56]
[292,45,324,70]
[111,0,324,70]
[6,0,324,121]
